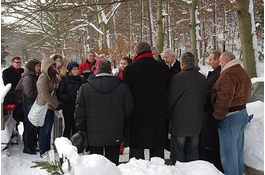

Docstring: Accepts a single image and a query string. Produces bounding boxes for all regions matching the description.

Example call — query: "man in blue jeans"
[211,51,252,175]
[167,52,207,163]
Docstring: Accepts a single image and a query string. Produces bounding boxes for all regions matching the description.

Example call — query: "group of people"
[2,42,251,175]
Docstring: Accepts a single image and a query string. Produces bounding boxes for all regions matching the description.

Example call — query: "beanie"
[66,61,79,72]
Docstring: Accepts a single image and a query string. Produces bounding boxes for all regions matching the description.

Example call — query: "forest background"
[1,0,264,78]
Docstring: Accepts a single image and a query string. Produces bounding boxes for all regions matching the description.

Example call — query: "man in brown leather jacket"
[211,51,251,175]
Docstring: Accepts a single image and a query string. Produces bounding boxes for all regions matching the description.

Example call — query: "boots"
[31,133,39,152]
[23,133,36,155]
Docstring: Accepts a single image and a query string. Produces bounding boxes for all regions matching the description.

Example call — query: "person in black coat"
[123,42,170,160]
[201,50,223,172]
[162,48,182,151]
[74,60,134,165]
[162,48,181,80]
[57,62,82,139]
[2,57,24,121]
[167,52,207,164]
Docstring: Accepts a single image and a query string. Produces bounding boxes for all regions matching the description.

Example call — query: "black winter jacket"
[57,74,82,108]
[167,65,207,137]
[123,54,170,149]
[201,66,221,150]
[74,74,134,146]
[2,66,24,105]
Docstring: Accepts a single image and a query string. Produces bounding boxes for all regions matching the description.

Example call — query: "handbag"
[28,83,55,127]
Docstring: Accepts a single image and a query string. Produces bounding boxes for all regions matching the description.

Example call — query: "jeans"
[218,109,249,175]
[170,136,199,163]
[39,109,54,155]
[22,103,37,134]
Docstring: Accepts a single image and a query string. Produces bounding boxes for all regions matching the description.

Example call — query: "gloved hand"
[4,104,16,113]
[55,103,63,110]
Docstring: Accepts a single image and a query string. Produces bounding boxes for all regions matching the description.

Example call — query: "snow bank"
[62,154,122,175]
[245,101,264,171]
[118,157,223,175]
[251,77,264,84]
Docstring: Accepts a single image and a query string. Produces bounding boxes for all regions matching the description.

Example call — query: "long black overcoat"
[123,55,170,149]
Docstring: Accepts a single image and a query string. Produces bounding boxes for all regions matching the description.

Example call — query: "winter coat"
[2,66,24,92]
[21,68,39,104]
[57,74,82,108]
[167,65,207,137]
[123,53,170,149]
[211,59,252,120]
[2,66,24,105]
[75,74,134,147]
[79,60,96,82]
[201,66,221,150]
[169,60,181,80]
[37,57,59,110]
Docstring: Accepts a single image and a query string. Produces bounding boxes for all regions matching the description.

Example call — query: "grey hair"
[134,42,152,54]
[221,51,236,61]
[181,52,195,66]
[163,48,175,57]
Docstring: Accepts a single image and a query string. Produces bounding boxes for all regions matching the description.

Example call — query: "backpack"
[13,77,24,104]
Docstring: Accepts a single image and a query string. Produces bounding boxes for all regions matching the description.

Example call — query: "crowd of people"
[2,42,251,175]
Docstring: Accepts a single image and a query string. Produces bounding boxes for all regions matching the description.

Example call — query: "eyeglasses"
[13,61,21,64]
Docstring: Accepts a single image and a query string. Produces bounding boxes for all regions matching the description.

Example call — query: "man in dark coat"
[162,48,181,80]
[167,52,207,164]
[2,56,24,121]
[75,60,134,165]
[201,50,223,172]
[123,42,170,159]
[162,48,182,151]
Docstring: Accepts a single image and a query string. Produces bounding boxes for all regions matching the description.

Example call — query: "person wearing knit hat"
[57,61,82,139]
[67,61,79,72]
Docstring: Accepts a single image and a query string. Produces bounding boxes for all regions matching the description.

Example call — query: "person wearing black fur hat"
[57,61,82,139]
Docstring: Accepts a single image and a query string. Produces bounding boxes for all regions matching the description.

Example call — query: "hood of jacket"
[41,57,56,79]
[88,74,121,93]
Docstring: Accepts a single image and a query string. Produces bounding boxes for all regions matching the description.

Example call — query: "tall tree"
[179,0,199,64]
[236,0,257,78]
[156,0,163,53]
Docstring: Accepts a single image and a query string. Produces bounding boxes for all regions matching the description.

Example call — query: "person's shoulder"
[2,66,12,73]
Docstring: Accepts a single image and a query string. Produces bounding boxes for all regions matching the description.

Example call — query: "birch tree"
[236,0,257,78]
[156,0,163,53]
[178,0,199,64]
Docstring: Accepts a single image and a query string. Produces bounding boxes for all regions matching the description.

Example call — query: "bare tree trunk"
[213,0,217,50]
[222,0,226,51]
[189,0,198,64]
[148,0,153,46]
[156,0,163,53]
[236,0,257,78]
[140,0,143,42]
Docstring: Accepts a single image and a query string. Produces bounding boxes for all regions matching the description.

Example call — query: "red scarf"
[135,53,154,61]
[11,65,21,75]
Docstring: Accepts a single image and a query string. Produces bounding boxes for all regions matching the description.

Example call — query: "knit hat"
[66,61,79,72]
